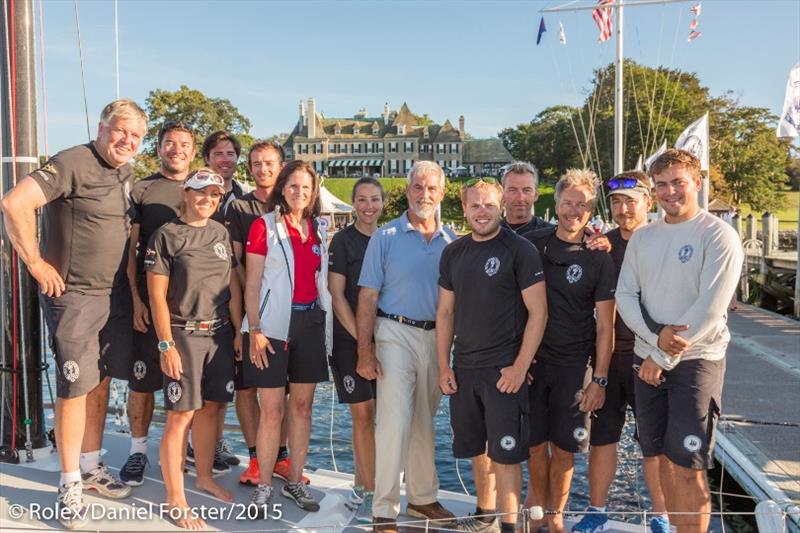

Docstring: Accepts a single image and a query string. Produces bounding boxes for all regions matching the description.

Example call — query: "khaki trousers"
[371,318,441,519]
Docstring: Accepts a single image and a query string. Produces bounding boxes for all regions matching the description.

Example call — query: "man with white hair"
[357,161,457,530]
[1,99,147,529]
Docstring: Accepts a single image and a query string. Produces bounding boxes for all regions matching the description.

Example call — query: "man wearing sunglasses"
[572,171,669,533]
[522,169,616,533]
[616,149,743,533]
[437,178,548,533]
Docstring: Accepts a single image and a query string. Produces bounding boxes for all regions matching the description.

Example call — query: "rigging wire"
[113,0,119,99]
[36,0,47,158]
[650,4,685,154]
[72,0,91,141]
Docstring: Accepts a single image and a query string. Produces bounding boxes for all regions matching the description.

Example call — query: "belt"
[377,309,436,330]
[291,301,317,311]
[173,317,230,332]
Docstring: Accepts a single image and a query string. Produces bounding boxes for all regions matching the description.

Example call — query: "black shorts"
[129,278,162,393]
[450,367,530,465]
[242,308,328,389]
[528,360,592,454]
[634,356,725,470]
[41,286,132,399]
[591,352,636,446]
[163,325,236,411]
[330,336,376,404]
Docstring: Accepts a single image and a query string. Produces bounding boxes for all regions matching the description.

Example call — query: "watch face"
[158,341,172,352]
[594,376,608,387]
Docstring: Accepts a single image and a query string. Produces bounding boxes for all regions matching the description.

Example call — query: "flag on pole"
[592,0,614,43]
[645,141,667,172]
[689,19,698,30]
[634,154,644,171]
[536,17,547,45]
[690,3,702,17]
[675,113,709,171]
[688,30,702,42]
[559,22,567,45]
[777,62,800,138]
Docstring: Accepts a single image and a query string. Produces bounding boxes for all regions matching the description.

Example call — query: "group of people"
[0,98,744,533]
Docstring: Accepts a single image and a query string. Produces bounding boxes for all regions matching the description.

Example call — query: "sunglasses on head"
[607,176,647,191]
[464,177,498,187]
[160,120,193,134]
[192,172,223,185]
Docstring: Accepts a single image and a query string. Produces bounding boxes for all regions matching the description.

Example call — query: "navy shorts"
[450,366,530,464]
[591,352,636,446]
[129,280,163,393]
[330,336,376,404]
[528,360,592,453]
[634,356,725,470]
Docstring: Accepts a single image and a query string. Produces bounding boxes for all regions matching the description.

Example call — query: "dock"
[717,303,800,531]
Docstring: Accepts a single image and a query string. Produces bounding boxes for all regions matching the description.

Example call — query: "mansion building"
[286,98,511,177]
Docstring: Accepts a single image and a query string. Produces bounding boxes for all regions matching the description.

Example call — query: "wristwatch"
[157,340,176,353]
[592,375,608,388]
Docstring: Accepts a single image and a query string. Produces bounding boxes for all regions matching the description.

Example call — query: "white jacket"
[242,209,332,354]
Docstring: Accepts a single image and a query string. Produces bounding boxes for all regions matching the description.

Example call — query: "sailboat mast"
[614,2,624,175]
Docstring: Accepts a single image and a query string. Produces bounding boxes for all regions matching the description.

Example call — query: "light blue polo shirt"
[359,211,456,321]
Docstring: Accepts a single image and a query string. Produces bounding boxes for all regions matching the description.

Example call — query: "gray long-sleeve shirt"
[615,210,744,370]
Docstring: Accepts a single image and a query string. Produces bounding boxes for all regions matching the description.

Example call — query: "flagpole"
[614,2,624,175]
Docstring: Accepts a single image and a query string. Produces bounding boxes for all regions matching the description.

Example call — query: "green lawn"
[737,191,799,231]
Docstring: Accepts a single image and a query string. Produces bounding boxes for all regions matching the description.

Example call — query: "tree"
[134,85,253,178]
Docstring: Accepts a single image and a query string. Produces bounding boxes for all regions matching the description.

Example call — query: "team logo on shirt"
[500,435,516,451]
[683,434,702,452]
[167,382,182,404]
[133,360,147,380]
[312,244,321,256]
[678,244,694,263]
[573,426,589,442]
[484,257,500,277]
[37,162,57,181]
[213,242,228,260]
[566,264,583,284]
[62,361,80,383]
[343,375,356,394]
[225,380,235,394]
[143,248,157,267]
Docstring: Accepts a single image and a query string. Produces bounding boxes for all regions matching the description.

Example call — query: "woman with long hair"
[242,160,332,514]
[147,169,241,529]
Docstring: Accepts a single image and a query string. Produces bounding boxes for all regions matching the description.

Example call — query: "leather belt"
[377,309,436,330]
[173,317,230,333]
[291,301,317,311]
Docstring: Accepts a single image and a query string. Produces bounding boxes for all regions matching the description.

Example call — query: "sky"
[24,0,800,154]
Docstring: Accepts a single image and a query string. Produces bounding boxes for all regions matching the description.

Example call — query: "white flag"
[559,22,567,44]
[675,113,709,171]
[634,154,643,171]
[645,141,667,171]
[777,62,800,138]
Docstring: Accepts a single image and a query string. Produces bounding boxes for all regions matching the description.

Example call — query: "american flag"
[592,0,614,43]
[688,30,702,42]
[689,18,698,30]
[690,3,702,17]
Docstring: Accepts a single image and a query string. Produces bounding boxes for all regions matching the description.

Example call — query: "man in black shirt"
[572,171,669,533]
[438,178,548,533]
[202,130,246,224]
[522,169,616,533]
[120,121,195,486]
[1,99,147,529]
[500,162,553,235]
[224,140,285,485]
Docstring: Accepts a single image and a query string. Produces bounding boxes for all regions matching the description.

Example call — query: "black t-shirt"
[439,227,545,369]
[225,192,269,268]
[29,143,132,294]
[144,219,235,322]
[328,224,372,340]
[501,216,554,235]
[212,180,245,224]
[606,228,635,355]
[131,173,185,275]
[524,227,616,367]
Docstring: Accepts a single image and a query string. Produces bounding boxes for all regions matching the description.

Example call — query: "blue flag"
[536,17,547,45]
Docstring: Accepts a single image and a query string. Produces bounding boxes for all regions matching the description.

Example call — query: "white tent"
[319,185,353,214]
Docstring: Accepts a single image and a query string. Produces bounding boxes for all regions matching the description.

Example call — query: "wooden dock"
[717,303,800,531]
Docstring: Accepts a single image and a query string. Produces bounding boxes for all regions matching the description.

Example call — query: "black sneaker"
[186,442,230,475]
[216,438,240,466]
[281,481,320,512]
[119,452,149,486]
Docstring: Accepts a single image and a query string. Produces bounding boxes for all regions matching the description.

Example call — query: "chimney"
[307,97,316,138]
[383,102,390,124]
[299,100,306,126]
[459,115,465,137]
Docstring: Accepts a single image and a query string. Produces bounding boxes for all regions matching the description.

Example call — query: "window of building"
[420,144,430,153]
[334,125,341,135]
[398,124,406,135]
[389,142,398,153]
[438,160,445,169]
[372,125,380,135]
[404,141,413,152]
[451,159,458,171]
[389,159,398,174]
[451,143,459,154]
[436,143,445,153]
[354,125,360,135]
[377,143,384,153]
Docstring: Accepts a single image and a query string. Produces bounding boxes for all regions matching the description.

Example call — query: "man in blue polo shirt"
[357,161,457,530]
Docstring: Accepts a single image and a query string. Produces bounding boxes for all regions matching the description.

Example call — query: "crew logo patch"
[683,434,702,452]
[484,257,500,277]
[500,435,516,451]
[566,264,583,284]
[573,426,589,442]
[167,382,182,404]
[226,380,235,394]
[143,248,157,267]
[343,375,356,394]
[312,244,321,256]
[62,361,80,383]
[133,360,147,380]
[214,242,228,260]
[678,244,693,263]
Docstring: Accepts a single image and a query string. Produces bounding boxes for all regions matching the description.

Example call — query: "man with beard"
[1,100,146,529]
[616,150,743,533]
[571,171,668,533]
[120,121,197,486]
[357,161,457,530]
[523,169,616,533]
[224,140,291,486]
[203,130,247,225]
[437,178,547,533]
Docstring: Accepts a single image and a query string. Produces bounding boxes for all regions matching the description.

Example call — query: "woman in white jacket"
[242,160,332,515]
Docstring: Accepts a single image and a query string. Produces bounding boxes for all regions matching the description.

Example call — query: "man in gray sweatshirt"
[616,149,743,533]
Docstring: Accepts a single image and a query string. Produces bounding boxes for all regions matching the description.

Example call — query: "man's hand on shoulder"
[584,228,612,252]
